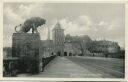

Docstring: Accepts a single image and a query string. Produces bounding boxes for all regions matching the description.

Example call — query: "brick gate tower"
[52,22,65,56]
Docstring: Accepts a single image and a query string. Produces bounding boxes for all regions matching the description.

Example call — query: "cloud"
[59,15,93,36]
[4,3,52,25]
[3,3,51,47]
[98,21,117,31]
[4,6,24,25]
[98,21,108,26]
[52,15,124,48]
[57,15,123,38]
[18,3,51,19]
[3,3,124,48]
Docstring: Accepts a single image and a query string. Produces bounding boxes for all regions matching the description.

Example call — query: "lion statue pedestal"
[12,33,42,73]
[11,17,46,73]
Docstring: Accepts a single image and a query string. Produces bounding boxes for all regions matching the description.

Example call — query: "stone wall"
[12,33,40,57]
[12,33,41,72]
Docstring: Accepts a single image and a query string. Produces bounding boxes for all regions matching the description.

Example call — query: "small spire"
[47,26,50,40]
[54,21,61,29]
[52,18,64,31]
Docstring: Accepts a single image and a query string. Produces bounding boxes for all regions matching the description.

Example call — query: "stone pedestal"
[12,33,41,73]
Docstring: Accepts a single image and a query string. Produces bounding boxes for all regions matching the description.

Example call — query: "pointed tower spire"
[47,26,50,40]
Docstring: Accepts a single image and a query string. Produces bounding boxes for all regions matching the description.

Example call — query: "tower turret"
[52,22,65,56]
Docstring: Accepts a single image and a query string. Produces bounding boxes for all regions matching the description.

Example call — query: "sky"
[3,3,125,48]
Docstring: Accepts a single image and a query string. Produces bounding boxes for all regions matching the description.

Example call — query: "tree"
[74,41,84,56]
[74,37,91,56]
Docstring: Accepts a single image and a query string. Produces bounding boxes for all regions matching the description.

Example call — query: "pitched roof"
[52,22,62,30]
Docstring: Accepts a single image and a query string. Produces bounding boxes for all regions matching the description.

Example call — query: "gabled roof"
[52,22,62,31]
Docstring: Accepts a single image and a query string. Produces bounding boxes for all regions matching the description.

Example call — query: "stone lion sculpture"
[15,17,46,33]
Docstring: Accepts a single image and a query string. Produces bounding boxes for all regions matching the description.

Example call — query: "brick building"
[52,22,65,56]
[40,22,121,57]
[88,40,120,54]
[41,22,92,57]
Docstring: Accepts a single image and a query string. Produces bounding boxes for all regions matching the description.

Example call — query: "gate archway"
[64,52,67,56]
[57,52,61,56]
[69,53,72,56]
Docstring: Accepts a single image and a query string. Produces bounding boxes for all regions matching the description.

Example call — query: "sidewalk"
[23,57,102,78]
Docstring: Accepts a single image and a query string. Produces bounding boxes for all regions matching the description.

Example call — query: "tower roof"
[52,22,63,31]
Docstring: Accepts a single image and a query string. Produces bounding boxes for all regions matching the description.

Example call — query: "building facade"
[52,22,65,56]
[41,22,121,57]
[51,22,92,56]
[40,40,54,58]
[88,40,120,54]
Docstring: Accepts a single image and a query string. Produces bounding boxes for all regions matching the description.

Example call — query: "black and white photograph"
[1,81,127,82]
[3,2,125,78]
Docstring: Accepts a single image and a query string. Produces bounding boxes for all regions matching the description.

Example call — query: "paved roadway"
[17,56,124,78]
[66,56,124,78]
